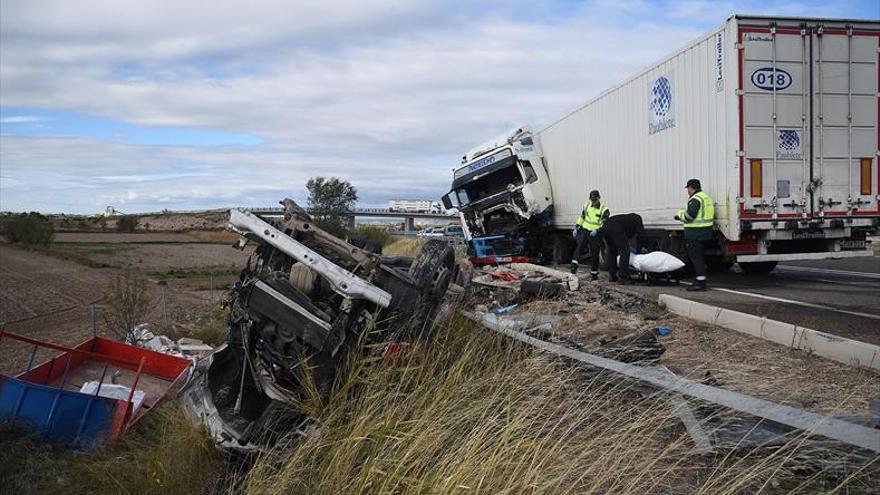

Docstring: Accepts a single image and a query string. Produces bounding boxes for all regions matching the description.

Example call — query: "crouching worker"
[570,189,609,280]
[599,213,645,285]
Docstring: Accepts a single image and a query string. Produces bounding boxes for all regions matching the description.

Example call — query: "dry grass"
[2,299,876,494]
[241,313,879,495]
[187,230,240,244]
[0,405,226,495]
[383,238,426,257]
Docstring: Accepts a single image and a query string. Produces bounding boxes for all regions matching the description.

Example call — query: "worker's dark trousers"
[572,231,602,273]
[685,238,707,279]
[605,231,630,279]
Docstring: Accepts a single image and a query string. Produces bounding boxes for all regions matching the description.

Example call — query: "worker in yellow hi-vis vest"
[571,189,609,280]
[675,178,715,291]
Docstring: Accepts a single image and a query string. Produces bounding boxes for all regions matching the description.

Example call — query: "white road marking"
[776,265,880,280]
[710,287,880,321]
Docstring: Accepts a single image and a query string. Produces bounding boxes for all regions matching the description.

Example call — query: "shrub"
[349,225,393,248]
[117,215,138,232]
[103,271,155,342]
[4,212,54,246]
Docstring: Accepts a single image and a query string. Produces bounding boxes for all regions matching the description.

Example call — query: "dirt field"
[136,210,229,231]
[53,232,205,243]
[0,236,252,375]
[63,242,250,270]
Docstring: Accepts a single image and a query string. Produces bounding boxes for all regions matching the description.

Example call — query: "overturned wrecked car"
[181,199,455,451]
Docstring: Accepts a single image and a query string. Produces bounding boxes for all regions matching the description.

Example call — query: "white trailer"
[444,15,879,270]
[388,199,442,214]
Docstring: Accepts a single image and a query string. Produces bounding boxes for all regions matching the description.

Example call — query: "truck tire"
[408,240,455,340]
[706,255,735,272]
[545,232,575,265]
[738,261,777,274]
[598,240,610,271]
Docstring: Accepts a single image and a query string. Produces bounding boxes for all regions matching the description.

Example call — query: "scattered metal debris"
[126,323,214,360]
[472,263,578,292]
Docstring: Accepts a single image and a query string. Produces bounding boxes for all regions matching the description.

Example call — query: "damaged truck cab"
[181,199,455,451]
[442,127,554,263]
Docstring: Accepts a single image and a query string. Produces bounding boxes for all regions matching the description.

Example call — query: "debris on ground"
[125,323,214,360]
[473,263,577,292]
[593,329,666,363]
[467,311,880,454]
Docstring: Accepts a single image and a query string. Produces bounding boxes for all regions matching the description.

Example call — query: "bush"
[349,225,392,247]
[103,271,155,342]
[4,212,54,246]
[117,215,138,233]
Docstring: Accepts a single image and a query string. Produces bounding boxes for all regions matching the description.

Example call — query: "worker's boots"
[590,272,598,281]
[569,261,579,274]
[687,279,707,291]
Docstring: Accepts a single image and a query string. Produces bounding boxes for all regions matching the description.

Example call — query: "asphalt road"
[620,254,880,345]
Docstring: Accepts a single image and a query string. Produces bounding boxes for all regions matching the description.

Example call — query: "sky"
[1,0,877,214]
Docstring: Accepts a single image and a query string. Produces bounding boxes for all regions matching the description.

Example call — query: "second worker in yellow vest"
[571,189,610,280]
[674,178,715,291]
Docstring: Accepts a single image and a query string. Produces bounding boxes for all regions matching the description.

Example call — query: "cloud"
[0,0,874,213]
[0,115,49,124]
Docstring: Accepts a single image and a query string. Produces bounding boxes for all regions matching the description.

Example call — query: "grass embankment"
[243,314,879,494]
[2,306,876,493]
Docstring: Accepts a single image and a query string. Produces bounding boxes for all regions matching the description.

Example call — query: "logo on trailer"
[777,130,802,160]
[751,67,792,91]
[648,73,675,135]
[714,32,724,92]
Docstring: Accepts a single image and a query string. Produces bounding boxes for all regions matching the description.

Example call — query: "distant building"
[103,206,119,217]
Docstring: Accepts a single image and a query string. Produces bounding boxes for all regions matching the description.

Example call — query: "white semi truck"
[442,15,879,272]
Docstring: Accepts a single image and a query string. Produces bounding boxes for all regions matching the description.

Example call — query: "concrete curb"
[658,294,880,371]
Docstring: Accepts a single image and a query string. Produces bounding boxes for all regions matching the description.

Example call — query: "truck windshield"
[454,165,524,207]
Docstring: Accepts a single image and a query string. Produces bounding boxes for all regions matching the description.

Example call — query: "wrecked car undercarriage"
[181,199,454,451]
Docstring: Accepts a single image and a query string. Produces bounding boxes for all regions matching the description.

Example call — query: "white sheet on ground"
[79,381,146,412]
[629,252,686,273]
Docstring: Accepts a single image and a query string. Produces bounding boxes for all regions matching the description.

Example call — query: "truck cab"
[442,127,554,262]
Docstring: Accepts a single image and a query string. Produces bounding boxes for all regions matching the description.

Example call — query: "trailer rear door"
[740,21,879,220]
[741,26,813,218]
[812,26,879,217]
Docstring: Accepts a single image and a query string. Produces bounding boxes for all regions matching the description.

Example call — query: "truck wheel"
[546,233,574,265]
[706,256,735,272]
[598,241,610,271]
[408,240,455,340]
[738,261,777,274]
